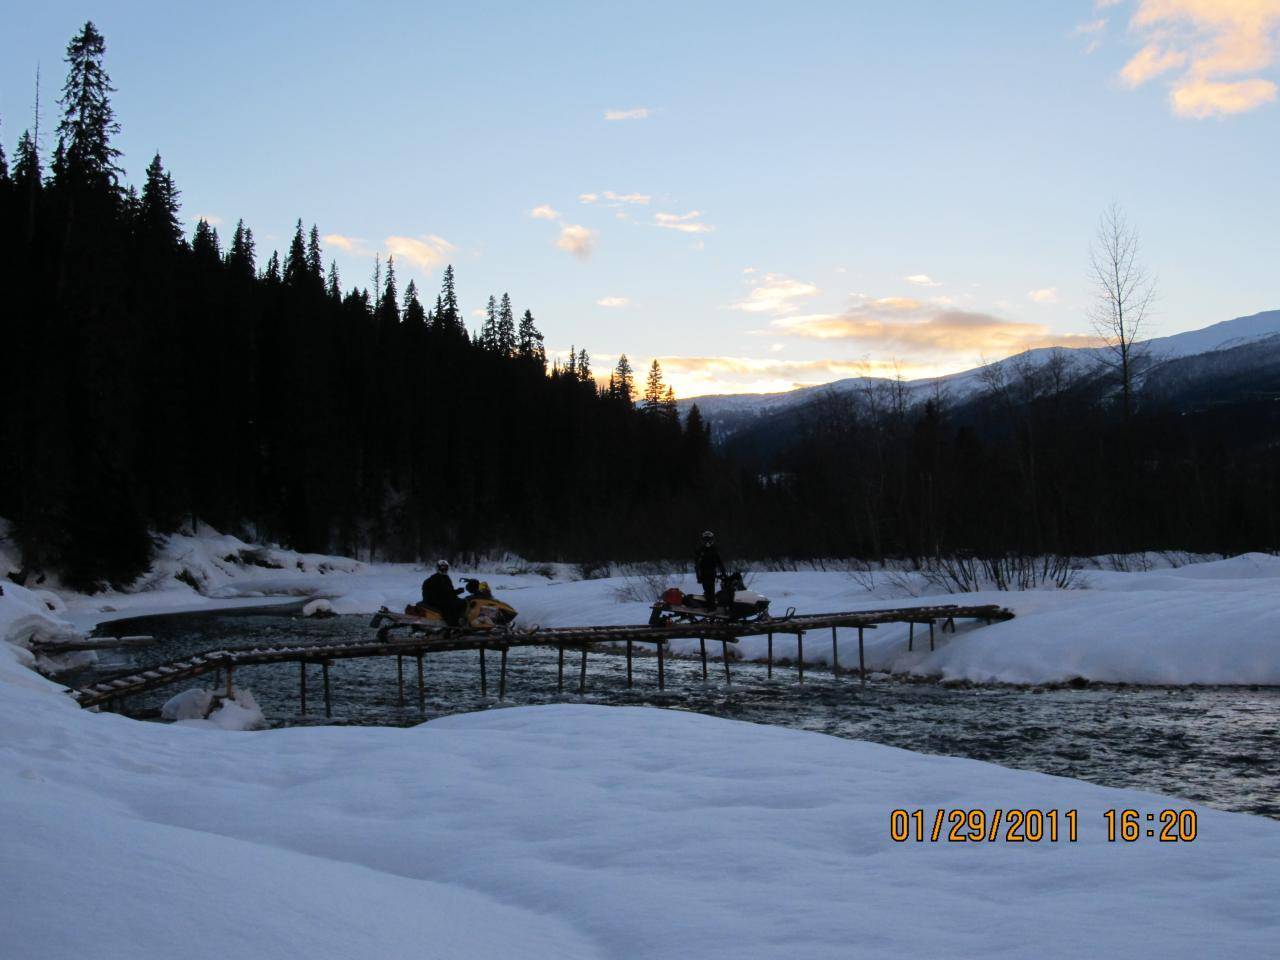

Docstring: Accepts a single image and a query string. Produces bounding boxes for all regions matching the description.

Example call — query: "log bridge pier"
[71,604,1013,717]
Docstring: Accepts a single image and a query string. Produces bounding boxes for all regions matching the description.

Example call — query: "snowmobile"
[372,578,518,634]
[648,572,771,625]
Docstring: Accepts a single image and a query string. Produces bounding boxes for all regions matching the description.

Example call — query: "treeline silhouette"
[0,22,748,589]
[3,24,1276,592]
[722,347,1280,566]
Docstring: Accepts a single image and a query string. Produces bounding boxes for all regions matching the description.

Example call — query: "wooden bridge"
[70,604,1014,716]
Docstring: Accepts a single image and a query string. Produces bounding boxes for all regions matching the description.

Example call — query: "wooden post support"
[929,620,936,652]
[831,625,840,675]
[797,631,805,684]
[416,653,425,715]
[626,639,633,688]
[657,640,666,690]
[396,655,404,707]
[479,647,488,697]
[322,660,332,719]
[299,661,307,716]
[908,621,915,652]
[721,640,731,684]
[499,646,508,701]
[767,631,773,678]
[858,627,866,687]
[700,637,708,681]
[579,646,588,694]
[558,644,565,693]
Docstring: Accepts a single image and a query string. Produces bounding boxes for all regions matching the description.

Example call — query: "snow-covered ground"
[4,528,1280,686]
[2,642,1277,959]
[3,531,1280,956]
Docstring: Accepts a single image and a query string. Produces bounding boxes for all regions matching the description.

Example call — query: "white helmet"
[702,530,715,542]
[436,560,450,573]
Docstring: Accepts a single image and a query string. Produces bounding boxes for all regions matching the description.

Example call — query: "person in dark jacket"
[695,530,726,606]
[421,560,466,625]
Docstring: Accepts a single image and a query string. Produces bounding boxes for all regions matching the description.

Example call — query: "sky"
[3,1,1278,397]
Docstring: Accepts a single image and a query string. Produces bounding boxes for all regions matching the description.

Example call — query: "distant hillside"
[681,310,1280,439]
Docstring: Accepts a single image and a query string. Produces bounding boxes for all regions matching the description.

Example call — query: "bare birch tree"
[1089,202,1156,418]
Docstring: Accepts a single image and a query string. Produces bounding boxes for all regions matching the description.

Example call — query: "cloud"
[1119,0,1280,117]
[190,214,223,226]
[530,204,560,220]
[905,273,941,287]
[1074,17,1110,53]
[470,308,487,318]
[384,234,456,270]
[596,296,630,307]
[581,191,651,205]
[556,224,597,259]
[604,107,652,120]
[1028,287,1060,303]
[654,355,926,397]
[768,295,1100,359]
[323,233,362,252]
[730,274,821,314]
[653,210,714,234]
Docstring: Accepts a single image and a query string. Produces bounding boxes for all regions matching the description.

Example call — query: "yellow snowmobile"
[396,578,518,632]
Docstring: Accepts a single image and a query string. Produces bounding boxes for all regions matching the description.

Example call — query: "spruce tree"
[283,219,307,285]
[613,355,635,404]
[227,219,256,278]
[263,250,281,284]
[137,153,182,248]
[192,218,221,262]
[517,309,545,367]
[663,386,678,420]
[56,21,122,190]
[0,116,8,183]
[480,294,498,351]
[326,260,341,300]
[496,292,516,355]
[643,359,665,412]
[566,344,577,378]
[306,224,323,279]
[403,279,426,328]
[577,348,591,383]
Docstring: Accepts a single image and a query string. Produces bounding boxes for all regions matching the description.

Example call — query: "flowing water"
[79,609,1280,819]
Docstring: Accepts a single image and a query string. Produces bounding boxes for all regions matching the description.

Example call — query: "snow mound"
[301,598,335,617]
[164,686,267,730]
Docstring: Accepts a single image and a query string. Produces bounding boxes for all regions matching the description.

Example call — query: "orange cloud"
[1121,0,1280,117]
[768,296,1100,359]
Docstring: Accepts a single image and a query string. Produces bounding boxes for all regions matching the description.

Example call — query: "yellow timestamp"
[1103,808,1198,842]
[890,808,1079,843]
[889,808,1200,843]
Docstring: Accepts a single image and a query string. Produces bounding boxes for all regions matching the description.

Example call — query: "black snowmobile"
[648,571,771,625]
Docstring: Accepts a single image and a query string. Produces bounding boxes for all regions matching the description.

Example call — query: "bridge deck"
[71,603,1013,711]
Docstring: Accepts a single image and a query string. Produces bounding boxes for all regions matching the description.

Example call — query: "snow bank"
[2,637,1277,959]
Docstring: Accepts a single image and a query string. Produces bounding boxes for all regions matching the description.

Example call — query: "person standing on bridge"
[695,530,727,607]
[422,560,466,626]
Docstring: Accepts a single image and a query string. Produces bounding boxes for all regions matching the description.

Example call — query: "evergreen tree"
[227,219,256,278]
[56,21,122,190]
[565,345,577,378]
[136,153,182,247]
[0,116,8,182]
[437,264,464,337]
[496,292,516,355]
[613,355,635,404]
[577,348,591,383]
[643,359,665,413]
[283,219,307,285]
[191,218,220,262]
[326,260,341,300]
[14,130,40,191]
[480,294,498,351]
[663,385,678,420]
[403,279,427,327]
[517,309,545,366]
[306,224,323,279]
[378,255,400,323]
[263,250,281,284]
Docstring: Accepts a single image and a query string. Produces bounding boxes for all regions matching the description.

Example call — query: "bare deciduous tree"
[1089,202,1156,418]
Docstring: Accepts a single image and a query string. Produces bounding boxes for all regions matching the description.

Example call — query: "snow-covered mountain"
[680,309,1280,429]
